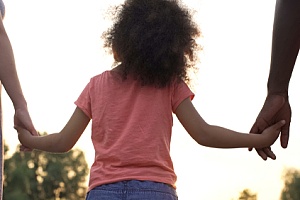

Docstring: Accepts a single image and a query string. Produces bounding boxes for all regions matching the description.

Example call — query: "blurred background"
[1,0,300,199]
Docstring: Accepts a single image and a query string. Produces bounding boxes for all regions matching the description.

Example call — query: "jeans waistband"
[93,180,176,194]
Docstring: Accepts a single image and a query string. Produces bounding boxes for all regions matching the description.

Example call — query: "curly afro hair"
[103,0,200,87]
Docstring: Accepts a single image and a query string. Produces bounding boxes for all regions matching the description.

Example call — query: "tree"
[3,137,89,200]
[281,168,300,200]
[238,189,257,200]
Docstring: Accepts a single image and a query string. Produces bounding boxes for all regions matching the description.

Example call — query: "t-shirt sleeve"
[74,80,92,119]
[172,80,195,112]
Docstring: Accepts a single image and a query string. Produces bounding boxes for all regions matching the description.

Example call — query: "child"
[16,0,285,199]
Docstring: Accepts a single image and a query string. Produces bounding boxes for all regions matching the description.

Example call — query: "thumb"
[14,125,21,132]
[25,123,39,137]
[14,125,25,134]
[271,120,286,130]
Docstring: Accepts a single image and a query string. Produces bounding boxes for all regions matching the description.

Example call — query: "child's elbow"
[54,133,76,153]
[193,133,211,147]
[59,144,74,153]
[54,141,74,153]
[188,126,211,147]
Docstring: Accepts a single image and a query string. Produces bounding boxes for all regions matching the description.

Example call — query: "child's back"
[75,69,193,191]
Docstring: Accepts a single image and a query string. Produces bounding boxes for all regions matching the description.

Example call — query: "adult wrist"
[267,90,288,101]
[13,98,28,111]
[267,81,289,100]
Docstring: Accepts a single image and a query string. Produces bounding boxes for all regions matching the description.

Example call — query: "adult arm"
[0,16,25,111]
[250,0,300,160]
[0,15,36,134]
[267,0,300,95]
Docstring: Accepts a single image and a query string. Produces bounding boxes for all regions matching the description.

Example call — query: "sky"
[2,0,300,199]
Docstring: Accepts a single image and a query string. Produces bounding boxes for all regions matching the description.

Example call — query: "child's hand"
[260,120,286,148]
[14,108,39,137]
[14,126,35,151]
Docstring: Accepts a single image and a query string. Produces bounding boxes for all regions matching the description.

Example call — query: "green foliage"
[238,189,257,200]
[3,143,89,200]
[281,168,300,200]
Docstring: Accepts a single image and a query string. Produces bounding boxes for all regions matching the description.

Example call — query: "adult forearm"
[0,20,27,110]
[267,0,300,96]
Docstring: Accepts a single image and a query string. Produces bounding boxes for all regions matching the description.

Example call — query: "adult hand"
[249,93,291,160]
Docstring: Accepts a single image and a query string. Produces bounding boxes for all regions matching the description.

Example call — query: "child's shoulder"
[90,70,113,80]
[89,70,122,84]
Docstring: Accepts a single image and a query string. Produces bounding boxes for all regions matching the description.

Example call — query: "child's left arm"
[175,98,285,149]
[16,107,90,153]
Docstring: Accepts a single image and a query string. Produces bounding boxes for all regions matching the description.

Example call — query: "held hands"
[258,120,286,148]
[14,108,39,151]
[250,94,291,160]
[14,125,34,150]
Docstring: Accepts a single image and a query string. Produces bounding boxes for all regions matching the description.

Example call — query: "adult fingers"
[20,145,32,152]
[280,122,290,148]
[256,148,268,160]
[256,147,276,160]
[249,124,260,151]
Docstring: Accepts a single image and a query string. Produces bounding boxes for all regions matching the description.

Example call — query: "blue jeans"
[0,0,4,18]
[86,180,178,200]
[0,84,3,200]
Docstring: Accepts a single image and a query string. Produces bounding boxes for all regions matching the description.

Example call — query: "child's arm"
[175,98,285,149]
[16,107,90,153]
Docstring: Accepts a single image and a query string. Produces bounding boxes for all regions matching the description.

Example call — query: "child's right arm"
[16,107,91,153]
[175,98,285,149]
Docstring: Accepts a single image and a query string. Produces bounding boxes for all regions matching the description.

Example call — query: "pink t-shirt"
[75,70,194,191]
